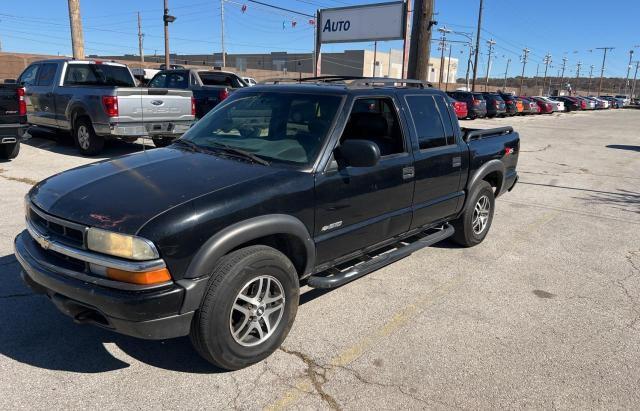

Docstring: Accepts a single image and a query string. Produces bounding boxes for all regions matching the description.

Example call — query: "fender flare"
[467,160,506,197]
[184,214,316,279]
[66,102,92,131]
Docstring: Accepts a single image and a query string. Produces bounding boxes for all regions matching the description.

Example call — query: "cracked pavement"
[1,110,639,409]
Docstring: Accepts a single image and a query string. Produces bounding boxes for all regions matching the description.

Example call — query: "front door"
[314,95,415,264]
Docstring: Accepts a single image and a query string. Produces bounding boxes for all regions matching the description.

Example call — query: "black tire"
[0,141,20,160]
[74,117,104,156]
[189,245,299,370]
[152,136,174,148]
[451,180,495,247]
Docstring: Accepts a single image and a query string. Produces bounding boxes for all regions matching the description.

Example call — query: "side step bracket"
[307,224,454,289]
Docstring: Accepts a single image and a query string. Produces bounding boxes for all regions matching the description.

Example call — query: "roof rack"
[260,76,433,88]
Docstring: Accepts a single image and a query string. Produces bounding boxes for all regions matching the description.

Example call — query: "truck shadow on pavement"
[606,144,640,152]
[0,253,223,374]
[24,127,156,159]
[0,253,333,374]
[579,189,640,215]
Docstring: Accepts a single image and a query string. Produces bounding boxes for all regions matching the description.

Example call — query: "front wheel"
[189,245,299,370]
[0,141,20,160]
[451,180,495,247]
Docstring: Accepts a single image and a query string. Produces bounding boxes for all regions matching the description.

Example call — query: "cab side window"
[341,97,405,157]
[36,63,57,86]
[18,65,39,87]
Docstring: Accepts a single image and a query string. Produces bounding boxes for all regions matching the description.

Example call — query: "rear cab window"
[149,71,189,88]
[63,63,135,87]
[199,72,245,88]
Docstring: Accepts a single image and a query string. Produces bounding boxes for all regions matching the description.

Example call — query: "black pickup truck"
[148,69,246,120]
[15,78,519,370]
[0,83,28,160]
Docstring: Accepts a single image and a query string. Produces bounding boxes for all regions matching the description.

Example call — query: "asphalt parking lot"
[1,109,639,409]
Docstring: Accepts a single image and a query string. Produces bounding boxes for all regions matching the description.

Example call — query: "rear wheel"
[0,141,20,160]
[189,245,299,370]
[452,181,495,247]
[74,117,104,156]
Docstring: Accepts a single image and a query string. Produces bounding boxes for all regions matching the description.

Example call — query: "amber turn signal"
[106,267,172,285]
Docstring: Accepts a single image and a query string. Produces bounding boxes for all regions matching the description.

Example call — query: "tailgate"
[0,85,21,126]
[115,88,194,122]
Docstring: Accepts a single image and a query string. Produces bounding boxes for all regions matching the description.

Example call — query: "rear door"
[314,93,414,264]
[400,92,464,229]
[32,62,59,127]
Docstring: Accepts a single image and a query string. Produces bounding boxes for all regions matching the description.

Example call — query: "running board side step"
[307,224,455,289]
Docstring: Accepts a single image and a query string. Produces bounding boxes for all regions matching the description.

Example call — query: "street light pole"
[163,0,176,69]
[559,56,567,93]
[484,38,495,91]
[445,45,453,90]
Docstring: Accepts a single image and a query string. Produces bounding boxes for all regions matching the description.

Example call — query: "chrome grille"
[27,204,87,249]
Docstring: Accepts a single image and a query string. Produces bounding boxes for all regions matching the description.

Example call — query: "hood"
[29,147,278,234]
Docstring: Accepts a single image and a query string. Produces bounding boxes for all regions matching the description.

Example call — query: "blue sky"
[1,0,639,78]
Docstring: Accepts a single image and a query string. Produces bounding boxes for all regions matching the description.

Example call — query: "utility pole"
[575,61,581,79]
[624,48,636,95]
[163,0,176,68]
[559,56,567,93]
[445,44,453,91]
[542,53,551,95]
[632,61,639,99]
[407,0,435,81]
[438,26,451,88]
[137,12,144,63]
[503,58,510,89]
[534,63,539,88]
[596,47,614,95]
[519,48,529,95]
[471,0,484,91]
[587,64,594,95]
[372,41,377,76]
[220,0,226,67]
[484,38,495,91]
[67,0,85,59]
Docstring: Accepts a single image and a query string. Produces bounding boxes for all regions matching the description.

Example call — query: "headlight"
[87,228,159,260]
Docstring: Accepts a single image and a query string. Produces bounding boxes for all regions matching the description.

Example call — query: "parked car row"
[446,89,628,120]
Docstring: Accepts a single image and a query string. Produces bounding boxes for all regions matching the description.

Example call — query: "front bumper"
[14,230,196,340]
[93,120,193,138]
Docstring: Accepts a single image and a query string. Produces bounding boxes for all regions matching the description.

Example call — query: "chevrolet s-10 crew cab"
[15,77,519,370]
[17,59,195,155]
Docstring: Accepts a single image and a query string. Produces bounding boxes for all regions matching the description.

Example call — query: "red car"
[530,97,554,114]
[447,96,468,119]
[519,96,540,114]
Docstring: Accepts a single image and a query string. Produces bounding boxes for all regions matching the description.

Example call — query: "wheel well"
[71,110,89,130]
[229,234,307,277]
[483,171,503,196]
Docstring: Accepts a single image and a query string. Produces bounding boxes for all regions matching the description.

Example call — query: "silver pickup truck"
[18,59,195,155]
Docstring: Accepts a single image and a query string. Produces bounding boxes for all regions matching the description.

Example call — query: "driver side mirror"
[336,139,380,168]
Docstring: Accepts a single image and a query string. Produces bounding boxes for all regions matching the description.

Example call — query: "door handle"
[402,166,415,180]
[452,156,462,168]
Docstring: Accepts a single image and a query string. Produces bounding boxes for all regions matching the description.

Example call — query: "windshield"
[64,64,135,87]
[182,91,342,166]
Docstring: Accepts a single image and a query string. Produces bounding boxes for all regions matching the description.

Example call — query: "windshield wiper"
[172,139,206,153]
[208,142,270,166]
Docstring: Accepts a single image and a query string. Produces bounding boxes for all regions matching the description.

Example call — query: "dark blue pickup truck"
[15,77,519,370]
